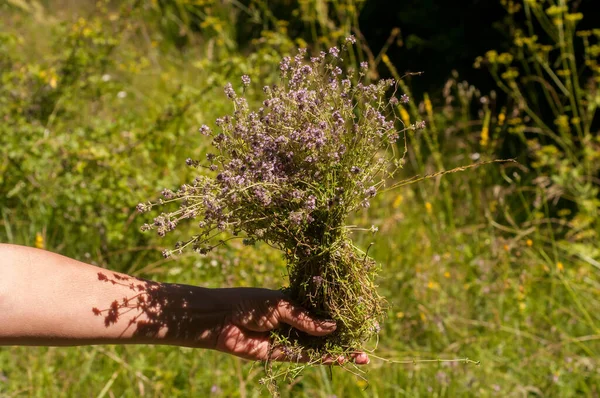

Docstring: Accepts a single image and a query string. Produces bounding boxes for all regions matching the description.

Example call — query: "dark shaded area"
[359,0,597,96]
[233,0,597,100]
[358,0,508,96]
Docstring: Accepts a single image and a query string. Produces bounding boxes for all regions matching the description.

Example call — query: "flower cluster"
[138,40,420,359]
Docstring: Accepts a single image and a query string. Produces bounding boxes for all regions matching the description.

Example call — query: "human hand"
[213,288,369,364]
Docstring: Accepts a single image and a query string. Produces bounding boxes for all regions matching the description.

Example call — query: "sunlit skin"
[0,244,368,365]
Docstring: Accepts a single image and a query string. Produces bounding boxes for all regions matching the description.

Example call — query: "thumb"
[276,301,337,336]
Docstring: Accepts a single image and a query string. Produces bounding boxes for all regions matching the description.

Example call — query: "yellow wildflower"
[498,112,506,126]
[35,232,44,249]
[427,281,440,290]
[425,202,432,214]
[399,107,410,126]
[486,50,498,63]
[396,311,405,319]
[557,262,564,271]
[444,271,450,278]
[480,125,489,147]
[480,109,490,147]
[526,239,533,247]
[392,194,403,209]
[424,94,433,116]
[565,13,583,23]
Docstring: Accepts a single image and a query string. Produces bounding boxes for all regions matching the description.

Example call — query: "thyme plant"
[137,37,423,367]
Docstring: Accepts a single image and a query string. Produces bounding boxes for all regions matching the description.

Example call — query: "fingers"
[351,352,370,365]
[270,348,370,365]
[217,325,370,365]
[276,300,337,336]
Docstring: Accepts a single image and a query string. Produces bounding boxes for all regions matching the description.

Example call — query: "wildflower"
[345,35,356,44]
[161,189,175,199]
[526,239,533,247]
[279,56,290,72]
[305,195,316,211]
[415,120,426,129]
[35,232,44,249]
[329,46,340,57]
[224,82,236,99]
[557,262,564,271]
[498,112,506,126]
[360,61,368,70]
[199,125,211,135]
[136,202,150,213]
[425,202,432,213]
[424,96,433,115]
[480,125,489,147]
[400,94,409,104]
[399,107,410,126]
[241,75,251,86]
[392,194,403,208]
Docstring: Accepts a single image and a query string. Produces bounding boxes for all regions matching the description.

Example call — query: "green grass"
[1,1,599,396]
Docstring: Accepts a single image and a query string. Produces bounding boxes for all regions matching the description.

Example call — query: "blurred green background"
[1,0,599,396]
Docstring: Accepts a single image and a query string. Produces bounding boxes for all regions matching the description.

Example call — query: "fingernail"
[320,321,337,331]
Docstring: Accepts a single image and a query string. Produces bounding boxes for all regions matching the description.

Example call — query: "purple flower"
[329,46,340,57]
[241,75,251,86]
[345,35,356,44]
[161,189,175,199]
[400,94,410,104]
[199,125,211,135]
[305,195,316,211]
[280,56,291,72]
[289,211,303,225]
[416,120,426,129]
[224,83,236,99]
[360,61,368,70]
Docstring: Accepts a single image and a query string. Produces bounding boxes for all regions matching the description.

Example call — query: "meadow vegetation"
[1,0,599,396]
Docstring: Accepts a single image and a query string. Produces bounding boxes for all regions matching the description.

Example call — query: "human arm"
[0,244,368,363]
